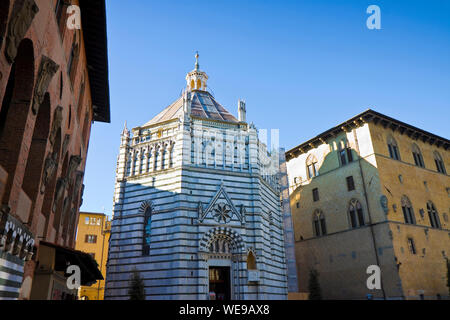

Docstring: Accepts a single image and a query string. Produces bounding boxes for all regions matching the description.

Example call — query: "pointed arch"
[199,227,245,254]
[427,201,441,229]
[411,143,424,168]
[246,250,257,270]
[306,154,319,179]
[169,141,175,168]
[313,209,327,237]
[348,199,365,229]
[387,134,400,160]
[146,146,153,172]
[199,183,242,223]
[140,200,154,256]
[338,139,353,166]
[433,151,446,174]
[401,195,416,225]
[161,144,167,170]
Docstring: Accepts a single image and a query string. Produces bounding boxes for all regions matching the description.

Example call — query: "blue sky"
[80,0,450,215]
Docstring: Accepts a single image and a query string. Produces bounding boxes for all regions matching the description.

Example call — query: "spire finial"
[122,120,129,136]
[195,51,199,71]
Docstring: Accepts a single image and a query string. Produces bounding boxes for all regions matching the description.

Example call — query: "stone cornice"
[286,109,450,161]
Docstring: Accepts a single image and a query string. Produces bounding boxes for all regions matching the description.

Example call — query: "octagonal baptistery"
[105,56,288,300]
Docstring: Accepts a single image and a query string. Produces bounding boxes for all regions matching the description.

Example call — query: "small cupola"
[186,52,208,92]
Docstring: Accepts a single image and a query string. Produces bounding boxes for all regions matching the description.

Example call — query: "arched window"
[169,145,174,168]
[338,140,353,166]
[434,151,446,174]
[126,153,132,176]
[132,153,139,176]
[412,143,425,168]
[306,154,319,179]
[161,148,167,170]
[154,148,159,171]
[140,153,145,174]
[190,80,195,91]
[387,135,400,160]
[401,196,416,225]
[22,93,51,224]
[427,201,441,229]
[313,209,327,237]
[147,149,152,172]
[348,199,365,229]
[140,201,153,256]
[197,79,202,90]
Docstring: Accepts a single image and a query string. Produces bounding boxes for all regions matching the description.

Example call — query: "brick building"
[0,0,109,300]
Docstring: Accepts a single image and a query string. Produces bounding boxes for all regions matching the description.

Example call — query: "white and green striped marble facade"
[0,250,25,300]
[105,87,289,300]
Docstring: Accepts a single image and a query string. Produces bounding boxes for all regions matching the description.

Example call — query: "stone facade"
[286,110,450,300]
[0,0,109,300]
[105,57,289,300]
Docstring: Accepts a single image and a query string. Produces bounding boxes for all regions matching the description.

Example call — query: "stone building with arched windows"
[105,55,293,300]
[286,109,450,300]
[0,0,109,300]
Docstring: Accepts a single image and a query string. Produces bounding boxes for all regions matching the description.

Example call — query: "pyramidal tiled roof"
[144,91,239,126]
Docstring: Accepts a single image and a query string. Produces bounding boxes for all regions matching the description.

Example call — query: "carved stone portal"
[5,0,39,63]
[32,55,59,114]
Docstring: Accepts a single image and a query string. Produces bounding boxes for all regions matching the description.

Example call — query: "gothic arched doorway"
[200,227,245,301]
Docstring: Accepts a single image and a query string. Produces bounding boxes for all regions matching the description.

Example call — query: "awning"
[39,241,103,286]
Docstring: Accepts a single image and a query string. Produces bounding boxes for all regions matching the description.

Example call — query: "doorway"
[209,267,231,301]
